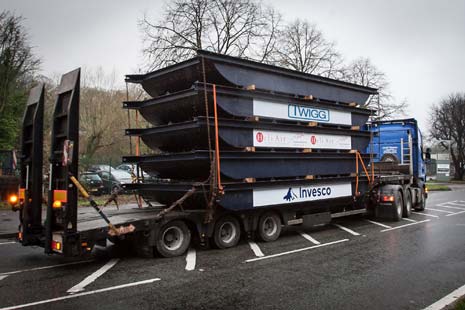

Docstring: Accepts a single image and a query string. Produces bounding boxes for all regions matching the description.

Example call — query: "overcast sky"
[2,0,465,133]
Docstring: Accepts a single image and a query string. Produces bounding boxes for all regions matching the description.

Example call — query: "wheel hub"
[162,226,184,251]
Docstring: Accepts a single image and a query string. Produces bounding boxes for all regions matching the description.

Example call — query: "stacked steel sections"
[123,50,377,213]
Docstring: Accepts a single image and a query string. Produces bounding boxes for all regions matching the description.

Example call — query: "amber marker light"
[52,200,62,209]
[8,194,18,205]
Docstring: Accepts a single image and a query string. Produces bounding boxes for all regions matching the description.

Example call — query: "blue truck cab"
[367,118,426,182]
[364,119,428,219]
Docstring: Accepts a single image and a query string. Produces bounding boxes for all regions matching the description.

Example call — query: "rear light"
[51,240,62,251]
[381,195,395,202]
[52,233,63,253]
[425,187,429,194]
[52,200,62,209]
[18,231,23,241]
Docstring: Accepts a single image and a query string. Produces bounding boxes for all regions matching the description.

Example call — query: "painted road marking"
[245,239,349,263]
[412,212,439,218]
[0,241,16,246]
[446,210,465,217]
[437,205,465,211]
[0,278,161,310]
[0,260,94,276]
[380,220,430,232]
[426,208,454,214]
[248,241,265,257]
[67,259,119,294]
[333,223,360,236]
[0,275,8,282]
[423,283,465,310]
[445,201,465,207]
[185,248,196,271]
[402,218,417,223]
[366,220,392,229]
[299,232,321,245]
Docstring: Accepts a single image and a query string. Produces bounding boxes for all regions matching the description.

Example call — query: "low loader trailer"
[12,51,428,258]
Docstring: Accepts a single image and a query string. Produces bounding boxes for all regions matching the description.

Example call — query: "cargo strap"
[355,151,373,196]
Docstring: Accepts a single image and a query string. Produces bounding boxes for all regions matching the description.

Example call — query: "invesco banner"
[253,99,352,125]
[253,182,352,207]
[253,129,352,149]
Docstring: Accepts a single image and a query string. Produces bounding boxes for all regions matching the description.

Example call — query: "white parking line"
[0,241,16,246]
[333,223,360,236]
[402,218,417,223]
[423,283,465,310]
[185,248,196,271]
[412,212,439,218]
[427,208,454,214]
[366,220,392,229]
[248,241,265,257]
[380,220,430,232]
[436,205,465,211]
[446,210,465,217]
[67,259,119,294]
[0,278,161,310]
[299,232,321,245]
[0,260,94,276]
[245,239,349,263]
[445,202,465,207]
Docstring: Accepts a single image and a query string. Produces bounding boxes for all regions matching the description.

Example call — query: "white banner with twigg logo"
[253,129,352,149]
[253,99,352,125]
[253,182,352,207]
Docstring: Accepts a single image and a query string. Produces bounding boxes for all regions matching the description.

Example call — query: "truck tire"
[402,190,412,218]
[213,216,241,249]
[415,191,426,211]
[257,212,282,242]
[390,191,403,221]
[156,220,191,258]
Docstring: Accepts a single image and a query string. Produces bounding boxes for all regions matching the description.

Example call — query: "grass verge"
[426,183,451,191]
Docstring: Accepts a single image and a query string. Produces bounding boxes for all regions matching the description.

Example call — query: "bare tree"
[429,93,465,180]
[79,68,129,166]
[270,19,344,78]
[140,0,280,70]
[0,11,40,149]
[344,57,406,119]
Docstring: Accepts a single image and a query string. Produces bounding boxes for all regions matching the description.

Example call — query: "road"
[1,188,465,310]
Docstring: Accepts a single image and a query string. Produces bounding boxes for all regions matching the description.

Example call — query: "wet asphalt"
[1,188,465,310]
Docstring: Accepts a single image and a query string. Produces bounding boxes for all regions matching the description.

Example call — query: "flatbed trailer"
[13,52,428,259]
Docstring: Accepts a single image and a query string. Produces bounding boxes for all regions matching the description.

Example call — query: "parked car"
[87,164,115,173]
[97,169,133,194]
[116,163,158,181]
[79,172,105,196]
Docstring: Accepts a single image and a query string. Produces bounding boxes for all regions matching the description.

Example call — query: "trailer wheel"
[415,191,426,211]
[156,220,191,258]
[390,191,403,221]
[257,212,282,242]
[213,216,241,249]
[402,190,412,218]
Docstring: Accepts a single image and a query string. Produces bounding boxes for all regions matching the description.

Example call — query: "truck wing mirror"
[425,148,431,162]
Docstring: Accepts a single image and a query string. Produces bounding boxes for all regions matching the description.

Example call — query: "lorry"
[12,50,428,258]
[0,150,19,204]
